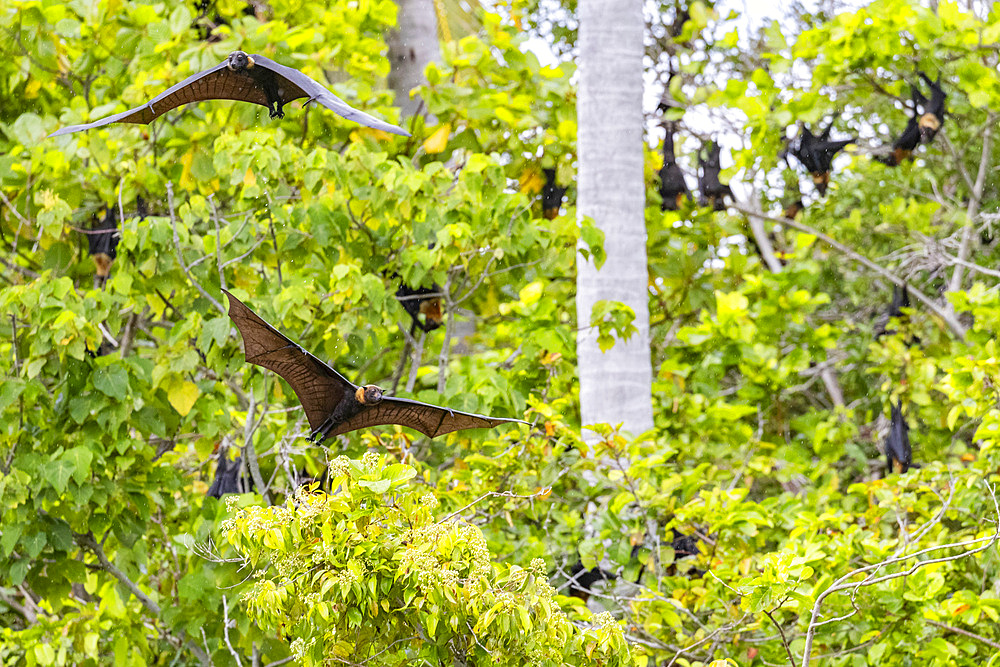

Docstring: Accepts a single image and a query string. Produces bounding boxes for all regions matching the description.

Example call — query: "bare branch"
[735,206,967,339]
[166,182,226,315]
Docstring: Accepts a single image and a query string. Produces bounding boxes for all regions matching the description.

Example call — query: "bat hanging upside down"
[49,50,409,137]
[223,290,526,442]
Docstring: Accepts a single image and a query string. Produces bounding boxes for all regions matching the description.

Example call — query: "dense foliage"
[2,0,1000,665]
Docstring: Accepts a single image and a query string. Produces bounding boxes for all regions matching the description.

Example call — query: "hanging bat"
[396,283,444,334]
[875,79,936,166]
[659,125,689,211]
[698,142,732,211]
[782,198,804,220]
[49,50,409,137]
[206,448,248,498]
[85,206,121,289]
[788,124,852,196]
[223,290,526,441]
[541,168,567,220]
[884,401,912,474]
[915,71,946,143]
[565,563,617,602]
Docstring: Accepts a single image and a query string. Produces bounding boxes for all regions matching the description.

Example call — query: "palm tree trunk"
[387,0,441,118]
[575,0,654,439]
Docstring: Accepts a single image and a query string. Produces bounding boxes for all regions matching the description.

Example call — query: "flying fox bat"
[396,283,444,334]
[915,71,946,143]
[698,143,732,211]
[223,290,525,441]
[788,124,852,196]
[206,449,247,498]
[884,401,911,474]
[659,126,689,211]
[49,50,409,137]
[541,168,567,220]
[86,206,120,288]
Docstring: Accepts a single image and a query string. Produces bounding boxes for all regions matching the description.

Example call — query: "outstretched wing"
[223,290,354,432]
[328,396,527,439]
[251,55,410,136]
[49,60,248,136]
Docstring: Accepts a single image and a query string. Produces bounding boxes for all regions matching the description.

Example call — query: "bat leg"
[268,102,285,119]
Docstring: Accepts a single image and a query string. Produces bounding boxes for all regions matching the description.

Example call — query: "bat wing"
[49,61,242,136]
[223,290,355,433]
[251,55,410,136]
[326,396,526,439]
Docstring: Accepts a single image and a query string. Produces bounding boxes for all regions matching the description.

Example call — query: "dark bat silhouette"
[788,124,852,196]
[206,449,247,498]
[86,206,120,288]
[50,50,409,137]
[659,126,689,211]
[541,168,567,220]
[698,142,732,211]
[915,71,946,143]
[874,283,920,345]
[875,77,940,166]
[223,290,525,441]
[884,401,911,474]
[565,563,617,602]
[396,283,444,334]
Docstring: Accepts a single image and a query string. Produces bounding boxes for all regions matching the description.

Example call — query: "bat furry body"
[788,124,852,196]
[884,401,912,474]
[698,143,732,211]
[659,127,689,211]
[541,168,567,220]
[396,284,444,334]
[223,290,525,441]
[50,51,409,137]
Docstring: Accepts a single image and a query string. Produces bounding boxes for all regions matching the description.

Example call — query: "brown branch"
[735,206,968,339]
[927,619,1000,650]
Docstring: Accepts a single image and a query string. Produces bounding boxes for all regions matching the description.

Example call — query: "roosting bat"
[788,124,852,196]
[884,401,911,474]
[659,126,689,211]
[874,114,921,167]
[49,50,409,137]
[223,290,525,441]
[541,168,567,220]
[206,449,247,498]
[915,71,946,143]
[396,283,444,334]
[698,142,732,211]
[86,206,120,289]
[565,563,617,602]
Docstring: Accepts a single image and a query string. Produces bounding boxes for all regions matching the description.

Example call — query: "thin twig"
[210,195,227,292]
[222,594,244,667]
[166,183,226,315]
[926,619,1000,650]
[242,390,271,505]
[763,608,797,667]
[800,480,1000,666]
[735,206,967,339]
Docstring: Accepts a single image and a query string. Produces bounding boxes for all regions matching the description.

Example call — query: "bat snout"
[227,51,253,71]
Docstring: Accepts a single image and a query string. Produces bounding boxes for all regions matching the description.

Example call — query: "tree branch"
[735,206,967,339]
[166,182,226,315]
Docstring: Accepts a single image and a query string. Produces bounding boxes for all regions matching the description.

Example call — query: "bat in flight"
[223,290,526,441]
[49,50,409,137]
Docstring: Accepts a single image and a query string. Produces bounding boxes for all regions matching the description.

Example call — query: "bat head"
[918,113,941,142]
[227,51,256,71]
[356,384,384,405]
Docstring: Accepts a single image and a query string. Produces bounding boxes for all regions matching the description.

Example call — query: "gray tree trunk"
[575,0,654,440]
[387,0,441,118]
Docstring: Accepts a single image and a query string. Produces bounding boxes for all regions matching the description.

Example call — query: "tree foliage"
[3,0,1000,665]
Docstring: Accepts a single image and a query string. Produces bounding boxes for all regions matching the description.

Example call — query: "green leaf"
[92,365,129,397]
